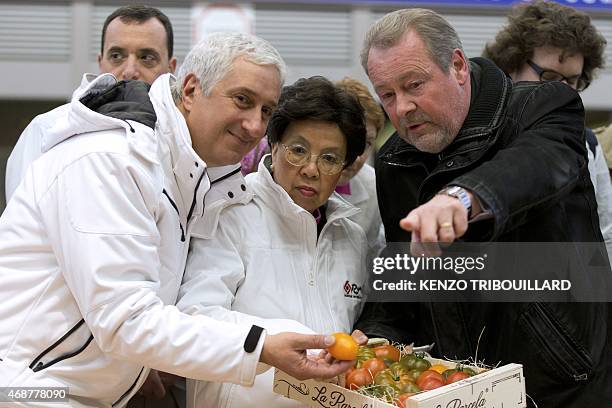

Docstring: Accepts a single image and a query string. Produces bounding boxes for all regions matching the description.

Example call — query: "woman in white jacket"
[178,76,369,408]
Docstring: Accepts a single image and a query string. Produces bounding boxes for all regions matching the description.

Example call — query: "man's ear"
[168,57,177,74]
[97,53,103,69]
[181,73,199,113]
[451,49,469,85]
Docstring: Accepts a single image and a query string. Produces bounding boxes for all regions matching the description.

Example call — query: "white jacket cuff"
[241,329,267,386]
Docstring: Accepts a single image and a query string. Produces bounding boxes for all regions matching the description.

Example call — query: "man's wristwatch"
[438,186,472,219]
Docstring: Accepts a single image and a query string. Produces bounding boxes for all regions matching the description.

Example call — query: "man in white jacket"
[0,32,352,408]
[5,5,178,202]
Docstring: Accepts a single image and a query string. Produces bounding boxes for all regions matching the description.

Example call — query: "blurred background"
[0,0,611,210]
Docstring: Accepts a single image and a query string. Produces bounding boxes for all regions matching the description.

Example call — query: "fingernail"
[324,335,335,346]
[357,334,367,344]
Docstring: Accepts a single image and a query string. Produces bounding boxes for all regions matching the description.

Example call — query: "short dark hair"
[101,5,174,59]
[483,0,606,84]
[267,76,366,167]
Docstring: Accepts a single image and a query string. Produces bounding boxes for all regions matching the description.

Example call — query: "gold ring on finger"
[440,222,453,229]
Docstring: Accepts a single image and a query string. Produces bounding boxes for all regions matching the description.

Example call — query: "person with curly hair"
[483,0,612,262]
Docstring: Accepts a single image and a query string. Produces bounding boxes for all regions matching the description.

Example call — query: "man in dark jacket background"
[356,8,610,407]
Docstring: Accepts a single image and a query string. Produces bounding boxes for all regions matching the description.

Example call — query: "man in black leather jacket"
[356,8,610,407]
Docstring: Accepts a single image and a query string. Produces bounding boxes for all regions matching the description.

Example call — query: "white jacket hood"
[42,73,162,170]
[42,74,132,153]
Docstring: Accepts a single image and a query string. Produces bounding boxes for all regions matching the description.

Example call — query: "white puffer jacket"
[177,156,369,408]
[339,164,386,262]
[0,74,268,407]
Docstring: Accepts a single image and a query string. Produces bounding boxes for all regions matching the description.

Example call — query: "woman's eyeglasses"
[526,60,590,92]
[280,143,345,175]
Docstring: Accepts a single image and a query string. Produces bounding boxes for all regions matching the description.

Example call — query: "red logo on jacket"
[344,280,362,299]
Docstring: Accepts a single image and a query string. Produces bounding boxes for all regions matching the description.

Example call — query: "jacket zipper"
[187,170,208,222]
[162,189,185,242]
[302,213,323,330]
[29,319,94,372]
[314,219,338,331]
[112,367,144,406]
[525,303,592,381]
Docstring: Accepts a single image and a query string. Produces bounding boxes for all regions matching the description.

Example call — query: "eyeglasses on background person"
[526,60,590,91]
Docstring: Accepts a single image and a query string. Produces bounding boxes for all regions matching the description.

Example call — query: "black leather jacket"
[357,58,611,407]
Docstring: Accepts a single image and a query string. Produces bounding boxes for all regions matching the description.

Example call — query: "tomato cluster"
[343,344,478,407]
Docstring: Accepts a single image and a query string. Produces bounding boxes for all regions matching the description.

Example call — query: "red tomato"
[345,367,374,390]
[327,333,358,361]
[373,345,401,362]
[446,371,470,384]
[362,357,387,377]
[418,377,445,391]
[395,393,416,408]
[416,370,445,390]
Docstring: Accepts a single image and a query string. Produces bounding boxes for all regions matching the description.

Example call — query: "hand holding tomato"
[327,333,359,360]
[325,330,368,360]
[260,332,354,380]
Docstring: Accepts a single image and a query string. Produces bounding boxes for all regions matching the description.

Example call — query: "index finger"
[400,211,420,232]
[351,329,368,345]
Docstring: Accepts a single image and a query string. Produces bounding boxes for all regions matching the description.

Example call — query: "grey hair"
[171,32,286,101]
[361,9,464,75]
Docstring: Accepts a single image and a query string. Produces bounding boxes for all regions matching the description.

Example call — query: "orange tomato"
[429,364,449,374]
[345,367,374,390]
[373,344,401,362]
[327,333,359,361]
[361,357,387,377]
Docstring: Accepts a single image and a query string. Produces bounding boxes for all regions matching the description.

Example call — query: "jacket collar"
[190,163,253,239]
[249,155,359,223]
[149,74,209,214]
[379,57,512,166]
[459,57,511,138]
[206,164,249,206]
